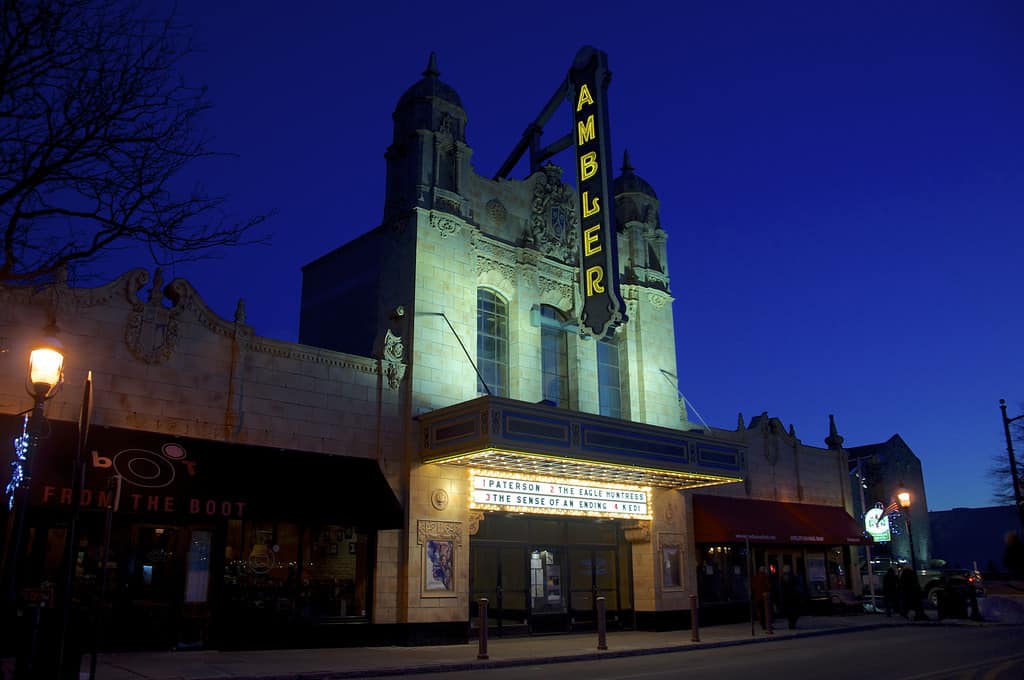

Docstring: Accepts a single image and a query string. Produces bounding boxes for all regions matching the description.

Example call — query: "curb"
[201,620,972,680]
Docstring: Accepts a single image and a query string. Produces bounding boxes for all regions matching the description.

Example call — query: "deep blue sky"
[109,1,1022,511]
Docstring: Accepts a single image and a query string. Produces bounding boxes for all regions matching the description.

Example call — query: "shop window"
[597,337,622,419]
[477,289,509,397]
[827,547,847,590]
[222,520,370,623]
[301,525,367,618]
[540,305,569,407]
[697,544,750,604]
[662,546,682,588]
[221,521,301,619]
[805,552,828,597]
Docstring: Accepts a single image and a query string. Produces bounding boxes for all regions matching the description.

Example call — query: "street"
[428,626,1024,680]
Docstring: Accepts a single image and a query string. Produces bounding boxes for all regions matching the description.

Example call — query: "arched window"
[477,290,508,396]
[540,305,569,407]
[597,337,622,418]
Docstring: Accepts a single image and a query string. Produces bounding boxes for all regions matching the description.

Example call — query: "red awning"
[692,494,868,545]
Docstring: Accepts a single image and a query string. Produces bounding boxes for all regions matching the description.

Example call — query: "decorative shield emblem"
[124,269,181,364]
[551,205,569,239]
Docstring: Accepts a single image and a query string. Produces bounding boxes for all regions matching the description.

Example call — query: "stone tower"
[383,53,472,223]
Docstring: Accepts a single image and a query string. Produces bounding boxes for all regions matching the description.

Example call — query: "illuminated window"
[540,305,569,407]
[597,337,622,418]
[477,290,508,396]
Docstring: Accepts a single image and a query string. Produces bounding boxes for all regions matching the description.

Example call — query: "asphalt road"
[426,625,1024,680]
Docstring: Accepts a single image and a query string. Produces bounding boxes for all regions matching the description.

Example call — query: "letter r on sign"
[585,266,605,296]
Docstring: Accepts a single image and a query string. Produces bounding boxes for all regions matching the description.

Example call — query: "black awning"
[1,415,402,530]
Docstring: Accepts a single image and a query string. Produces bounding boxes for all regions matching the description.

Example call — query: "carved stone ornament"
[468,510,484,536]
[647,291,668,309]
[529,164,579,265]
[476,255,517,286]
[416,520,462,546]
[431,212,461,239]
[485,198,508,226]
[382,328,406,389]
[124,269,182,364]
[623,523,651,544]
[383,329,404,363]
[384,361,406,390]
[430,488,450,511]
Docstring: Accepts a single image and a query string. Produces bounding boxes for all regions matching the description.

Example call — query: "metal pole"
[59,371,92,675]
[689,594,700,642]
[999,400,1024,534]
[6,399,44,601]
[596,596,607,650]
[745,537,754,637]
[857,457,877,612]
[477,598,489,660]
[89,475,120,680]
[905,512,917,572]
[8,397,46,678]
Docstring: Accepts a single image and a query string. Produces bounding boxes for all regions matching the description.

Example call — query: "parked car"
[922,568,983,612]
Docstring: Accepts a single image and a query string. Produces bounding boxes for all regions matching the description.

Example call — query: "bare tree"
[0,0,268,286]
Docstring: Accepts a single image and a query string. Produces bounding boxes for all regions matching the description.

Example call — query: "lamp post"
[998,399,1024,535]
[5,333,64,677]
[896,482,916,572]
[855,456,877,612]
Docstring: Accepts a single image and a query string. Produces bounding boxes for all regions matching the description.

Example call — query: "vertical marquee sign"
[569,46,626,340]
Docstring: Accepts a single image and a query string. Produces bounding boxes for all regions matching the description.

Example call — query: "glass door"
[470,545,528,637]
[126,524,184,649]
[569,548,618,631]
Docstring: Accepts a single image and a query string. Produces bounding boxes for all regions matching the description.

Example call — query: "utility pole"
[856,456,877,611]
[999,399,1024,535]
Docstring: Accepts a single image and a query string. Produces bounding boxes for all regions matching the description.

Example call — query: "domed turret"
[384,54,472,222]
[613,150,668,292]
[613,149,658,199]
[614,150,660,227]
[395,52,464,110]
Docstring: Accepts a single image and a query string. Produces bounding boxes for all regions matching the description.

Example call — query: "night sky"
[97,1,1023,511]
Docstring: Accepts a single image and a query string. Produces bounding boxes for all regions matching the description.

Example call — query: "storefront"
[691,494,868,623]
[0,414,401,651]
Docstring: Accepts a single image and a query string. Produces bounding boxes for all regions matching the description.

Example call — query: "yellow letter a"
[576,84,594,112]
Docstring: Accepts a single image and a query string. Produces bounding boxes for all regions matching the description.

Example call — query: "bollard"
[596,596,608,650]
[477,598,489,660]
[689,594,700,642]
[763,592,774,634]
[968,587,983,621]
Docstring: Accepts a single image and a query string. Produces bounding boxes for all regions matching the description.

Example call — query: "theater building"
[1,53,867,651]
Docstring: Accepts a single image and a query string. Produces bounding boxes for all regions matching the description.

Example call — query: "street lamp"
[896,481,916,572]
[999,399,1024,535]
[5,332,64,676]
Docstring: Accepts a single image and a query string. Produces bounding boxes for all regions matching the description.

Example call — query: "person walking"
[882,567,899,618]
[899,565,925,621]
[752,566,771,631]
[779,565,802,629]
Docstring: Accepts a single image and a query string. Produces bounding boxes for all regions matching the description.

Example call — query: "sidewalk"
[69,612,988,680]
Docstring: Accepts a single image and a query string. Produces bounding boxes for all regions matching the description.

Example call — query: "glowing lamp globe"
[28,337,65,399]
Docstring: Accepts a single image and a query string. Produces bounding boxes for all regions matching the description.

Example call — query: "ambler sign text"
[569,46,626,339]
